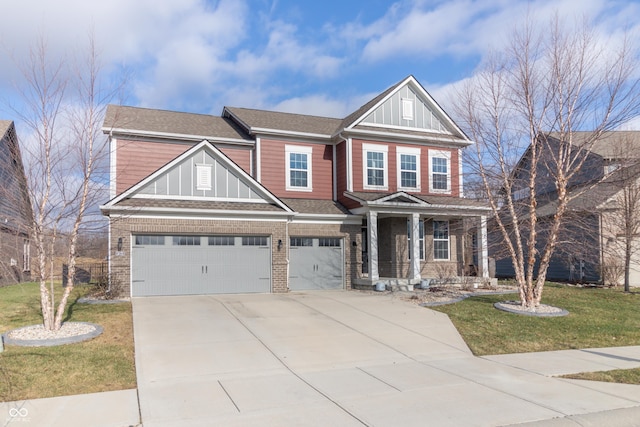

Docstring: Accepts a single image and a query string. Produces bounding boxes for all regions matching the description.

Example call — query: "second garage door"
[131,235,271,296]
[289,237,344,290]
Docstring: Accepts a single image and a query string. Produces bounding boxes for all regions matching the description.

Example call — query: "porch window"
[433,221,449,260]
[397,146,421,191]
[407,219,425,260]
[286,145,313,191]
[429,150,451,193]
[363,143,388,189]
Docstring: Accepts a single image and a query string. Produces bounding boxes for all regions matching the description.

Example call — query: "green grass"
[563,368,640,384]
[430,283,640,356]
[0,282,136,402]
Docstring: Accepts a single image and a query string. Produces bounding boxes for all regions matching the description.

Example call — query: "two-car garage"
[131,235,272,297]
[130,234,344,296]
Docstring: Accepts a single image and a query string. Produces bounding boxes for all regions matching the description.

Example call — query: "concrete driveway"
[133,291,640,426]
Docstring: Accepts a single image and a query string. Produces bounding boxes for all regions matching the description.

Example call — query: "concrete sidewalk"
[0,389,140,426]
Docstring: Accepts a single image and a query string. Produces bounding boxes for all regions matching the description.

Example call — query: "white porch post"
[479,215,489,278]
[410,213,421,282]
[367,210,379,282]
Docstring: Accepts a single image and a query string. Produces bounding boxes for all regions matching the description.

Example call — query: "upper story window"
[433,220,450,260]
[397,146,421,191]
[285,145,313,192]
[363,143,388,190]
[429,150,451,194]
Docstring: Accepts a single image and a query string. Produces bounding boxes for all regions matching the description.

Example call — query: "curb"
[420,290,518,307]
[2,322,104,347]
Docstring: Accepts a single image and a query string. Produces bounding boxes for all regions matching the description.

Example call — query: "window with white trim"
[397,146,421,191]
[429,150,451,193]
[363,143,388,190]
[285,145,312,191]
[433,221,449,260]
[196,164,212,191]
[407,219,425,260]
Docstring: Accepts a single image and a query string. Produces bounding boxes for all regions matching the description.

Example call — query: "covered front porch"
[345,192,491,288]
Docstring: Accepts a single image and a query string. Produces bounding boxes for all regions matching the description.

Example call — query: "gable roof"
[103,105,252,143]
[536,160,640,217]
[559,131,640,160]
[101,140,293,214]
[0,121,32,233]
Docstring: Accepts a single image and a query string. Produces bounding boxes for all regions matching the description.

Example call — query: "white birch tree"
[456,15,640,308]
[9,34,124,330]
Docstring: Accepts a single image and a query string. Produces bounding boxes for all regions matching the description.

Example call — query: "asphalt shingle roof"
[280,198,351,215]
[103,105,252,141]
[114,198,285,212]
[224,107,343,136]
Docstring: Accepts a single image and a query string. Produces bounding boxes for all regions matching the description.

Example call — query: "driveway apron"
[133,291,640,427]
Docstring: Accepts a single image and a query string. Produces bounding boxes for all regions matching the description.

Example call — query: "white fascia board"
[351,203,491,216]
[102,205,294,219]
[132,194,269,204]
[103,127,253,146]
[290,213,362,225]
[341,128,473,147]
[347,76,413,129]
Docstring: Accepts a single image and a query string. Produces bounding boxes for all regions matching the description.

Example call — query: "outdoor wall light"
[352,240,357,247]
[117,237,123,252]
[278,239,283,250]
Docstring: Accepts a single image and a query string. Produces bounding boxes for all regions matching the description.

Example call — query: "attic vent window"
[196,164,212,191]
[402,98,414,121]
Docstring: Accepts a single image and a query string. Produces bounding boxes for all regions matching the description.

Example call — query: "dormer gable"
[343,76,469,142]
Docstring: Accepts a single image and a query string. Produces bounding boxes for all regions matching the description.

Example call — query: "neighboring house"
[0,120,32,285]
[100,75,491,297]
[494,131,640,285]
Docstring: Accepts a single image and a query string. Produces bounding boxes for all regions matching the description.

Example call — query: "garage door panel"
[131,235,271,296]
[289,238,344,291]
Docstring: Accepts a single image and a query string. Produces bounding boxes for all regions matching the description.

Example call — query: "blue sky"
[1,0,639,123]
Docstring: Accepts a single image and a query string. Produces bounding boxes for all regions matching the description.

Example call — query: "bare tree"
[10,34,124,330]
[599,137,640,292]
[456,15,640,308]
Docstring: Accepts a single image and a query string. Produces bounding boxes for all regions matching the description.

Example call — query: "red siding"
[351,139,460,197]
[260,139,333,199]
[219,146,251,175]
[116,139,191,195]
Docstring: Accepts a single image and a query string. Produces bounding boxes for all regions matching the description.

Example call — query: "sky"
[2,0,640,126]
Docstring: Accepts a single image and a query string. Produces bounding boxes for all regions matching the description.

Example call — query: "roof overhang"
[103,127,254,147]
[337,127,473,147]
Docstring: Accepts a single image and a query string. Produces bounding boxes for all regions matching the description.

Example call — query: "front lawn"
[0,282,136,402]
[430,283,640,356]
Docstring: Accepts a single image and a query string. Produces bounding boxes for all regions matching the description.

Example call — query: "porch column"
[479,215,489,278]
[410,213,421,282]
[367,210,379,281]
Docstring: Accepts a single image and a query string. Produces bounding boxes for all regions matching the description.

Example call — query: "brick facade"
[110,216,361,295]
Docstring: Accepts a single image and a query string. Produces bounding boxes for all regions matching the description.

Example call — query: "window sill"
[285,186,313,192]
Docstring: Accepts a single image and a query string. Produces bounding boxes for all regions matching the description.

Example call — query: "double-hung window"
[363,143,388,190]
[433,221,450,260]
[429,150,451,193]
[286,145,312,191]
[397,146,421,191]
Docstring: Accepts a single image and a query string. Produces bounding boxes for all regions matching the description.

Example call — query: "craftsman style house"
[494,131,640,286]
[101,76,490,296]
[0,121,32,285]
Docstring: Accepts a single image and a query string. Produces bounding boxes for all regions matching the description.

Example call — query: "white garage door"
[131,235,271,296]
[289,237,344,290]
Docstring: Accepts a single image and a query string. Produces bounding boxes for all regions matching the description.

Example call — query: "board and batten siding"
[260,139,333,199]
